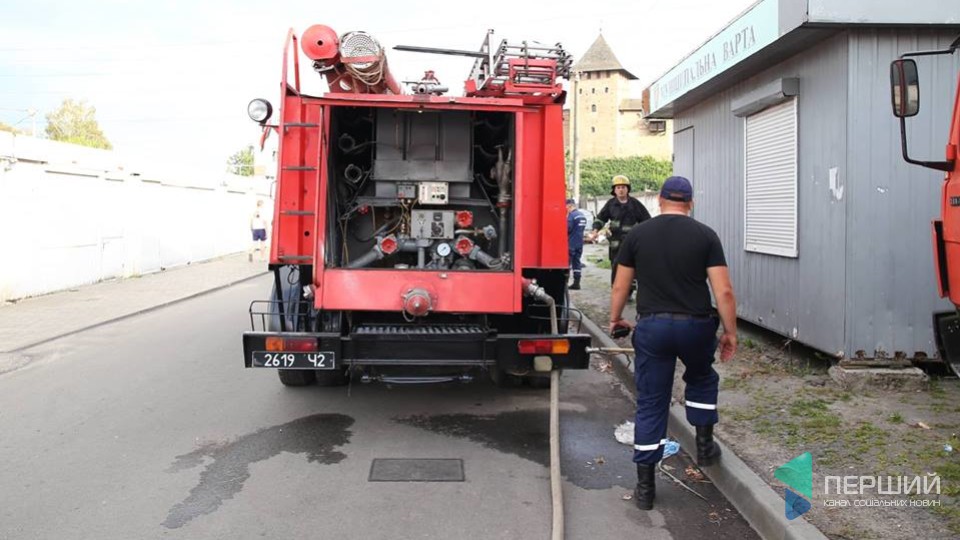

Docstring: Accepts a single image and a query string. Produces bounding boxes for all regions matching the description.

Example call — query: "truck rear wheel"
[278,369,317,386]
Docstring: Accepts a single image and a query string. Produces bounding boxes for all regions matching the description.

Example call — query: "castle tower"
[567,34,672,193]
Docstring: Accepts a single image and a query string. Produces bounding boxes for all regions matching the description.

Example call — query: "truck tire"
[278,369,317,386]
[269,271,317,387]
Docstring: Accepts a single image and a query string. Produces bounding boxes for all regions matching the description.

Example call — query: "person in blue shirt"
[566,198,587,290]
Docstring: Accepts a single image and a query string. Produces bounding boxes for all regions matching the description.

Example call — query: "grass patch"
[819,447,841,467]
[789,399,830,416]
[930,379,946,399]
[848,422,886,455]
[937,462,960,497]
[755,418,775,436]
[932,504,960,535]
[594,259,611,270]
[783,359,819,377]
[728,407,762,422]
[720,377,745,391]
[889,412,904,424]
[930,402,950,413]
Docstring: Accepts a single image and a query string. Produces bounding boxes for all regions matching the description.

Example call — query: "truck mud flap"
[933,311,960,378]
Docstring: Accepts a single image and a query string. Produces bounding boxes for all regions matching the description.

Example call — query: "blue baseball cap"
[565,198,576,205]
[660,176,693,202]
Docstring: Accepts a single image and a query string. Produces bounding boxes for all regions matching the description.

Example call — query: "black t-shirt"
[616,214,727,315]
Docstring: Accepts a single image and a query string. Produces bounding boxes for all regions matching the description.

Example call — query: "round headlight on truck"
[247,99,273,123]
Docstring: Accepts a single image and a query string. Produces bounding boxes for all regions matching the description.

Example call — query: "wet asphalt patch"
[394,409,635,490]
[162,413,353,529]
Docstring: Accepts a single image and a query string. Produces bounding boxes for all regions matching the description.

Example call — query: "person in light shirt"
[249,200,268,262]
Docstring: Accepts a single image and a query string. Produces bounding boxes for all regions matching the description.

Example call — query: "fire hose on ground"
[586,338,710,501]
[521,279,563,540]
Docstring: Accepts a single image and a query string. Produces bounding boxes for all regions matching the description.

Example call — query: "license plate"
[252,351,336,369]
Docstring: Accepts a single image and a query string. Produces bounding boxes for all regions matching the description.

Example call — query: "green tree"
[44,99,112,149]
[578,155,673,196]
[0,121,24,135]
[227,145,255,176]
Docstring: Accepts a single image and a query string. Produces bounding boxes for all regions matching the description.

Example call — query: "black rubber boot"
[634,463,656,510]
[569,275,581,290]
[696,425,722,466]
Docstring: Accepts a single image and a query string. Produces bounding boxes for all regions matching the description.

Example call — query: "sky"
[0,0,757,174]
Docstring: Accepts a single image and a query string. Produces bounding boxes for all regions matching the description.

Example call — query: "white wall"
[0,132,271,302]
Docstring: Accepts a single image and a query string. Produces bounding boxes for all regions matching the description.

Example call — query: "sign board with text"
[647,0,780,114]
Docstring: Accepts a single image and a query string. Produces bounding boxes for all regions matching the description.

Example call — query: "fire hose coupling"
[344,163,363,183]
[455,210,473,228]
[454,236,475,256]
[345,234,399,268]
[378,235,399,255]
[455,236,501,268]
[521,278,552,304]
[402,288,433,317]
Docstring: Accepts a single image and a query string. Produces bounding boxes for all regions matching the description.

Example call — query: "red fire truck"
[891,35,960,375]
[241,25,590,387]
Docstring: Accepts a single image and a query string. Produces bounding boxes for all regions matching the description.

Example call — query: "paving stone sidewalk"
[0,254,267,356]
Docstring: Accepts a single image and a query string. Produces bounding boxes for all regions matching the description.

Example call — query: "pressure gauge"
[436,243,452,257]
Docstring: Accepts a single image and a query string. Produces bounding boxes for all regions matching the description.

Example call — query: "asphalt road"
[0,275,757,539]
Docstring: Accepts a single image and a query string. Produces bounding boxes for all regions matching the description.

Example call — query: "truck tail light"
[265,337,318,352]
[517,339,570,355]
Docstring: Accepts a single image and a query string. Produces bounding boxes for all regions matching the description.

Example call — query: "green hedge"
[578,156,673,196]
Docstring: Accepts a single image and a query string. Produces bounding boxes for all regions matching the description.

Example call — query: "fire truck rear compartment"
[326,106,515,271]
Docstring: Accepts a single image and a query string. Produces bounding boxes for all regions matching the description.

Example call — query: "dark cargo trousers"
[631,314,720,465]
[569,247,583,279]
[608,244,621,286]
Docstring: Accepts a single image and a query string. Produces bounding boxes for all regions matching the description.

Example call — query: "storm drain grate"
[368,458,465,482]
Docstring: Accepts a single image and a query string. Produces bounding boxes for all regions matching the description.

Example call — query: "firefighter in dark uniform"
[566,198,587,290]
[589,175,651,293]
[608,176,738,511]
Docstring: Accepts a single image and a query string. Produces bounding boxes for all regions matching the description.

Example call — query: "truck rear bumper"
[242,327,591,371]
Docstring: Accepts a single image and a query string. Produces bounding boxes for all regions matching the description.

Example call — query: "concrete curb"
[576,309,828,540]
[7,271,269,354]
